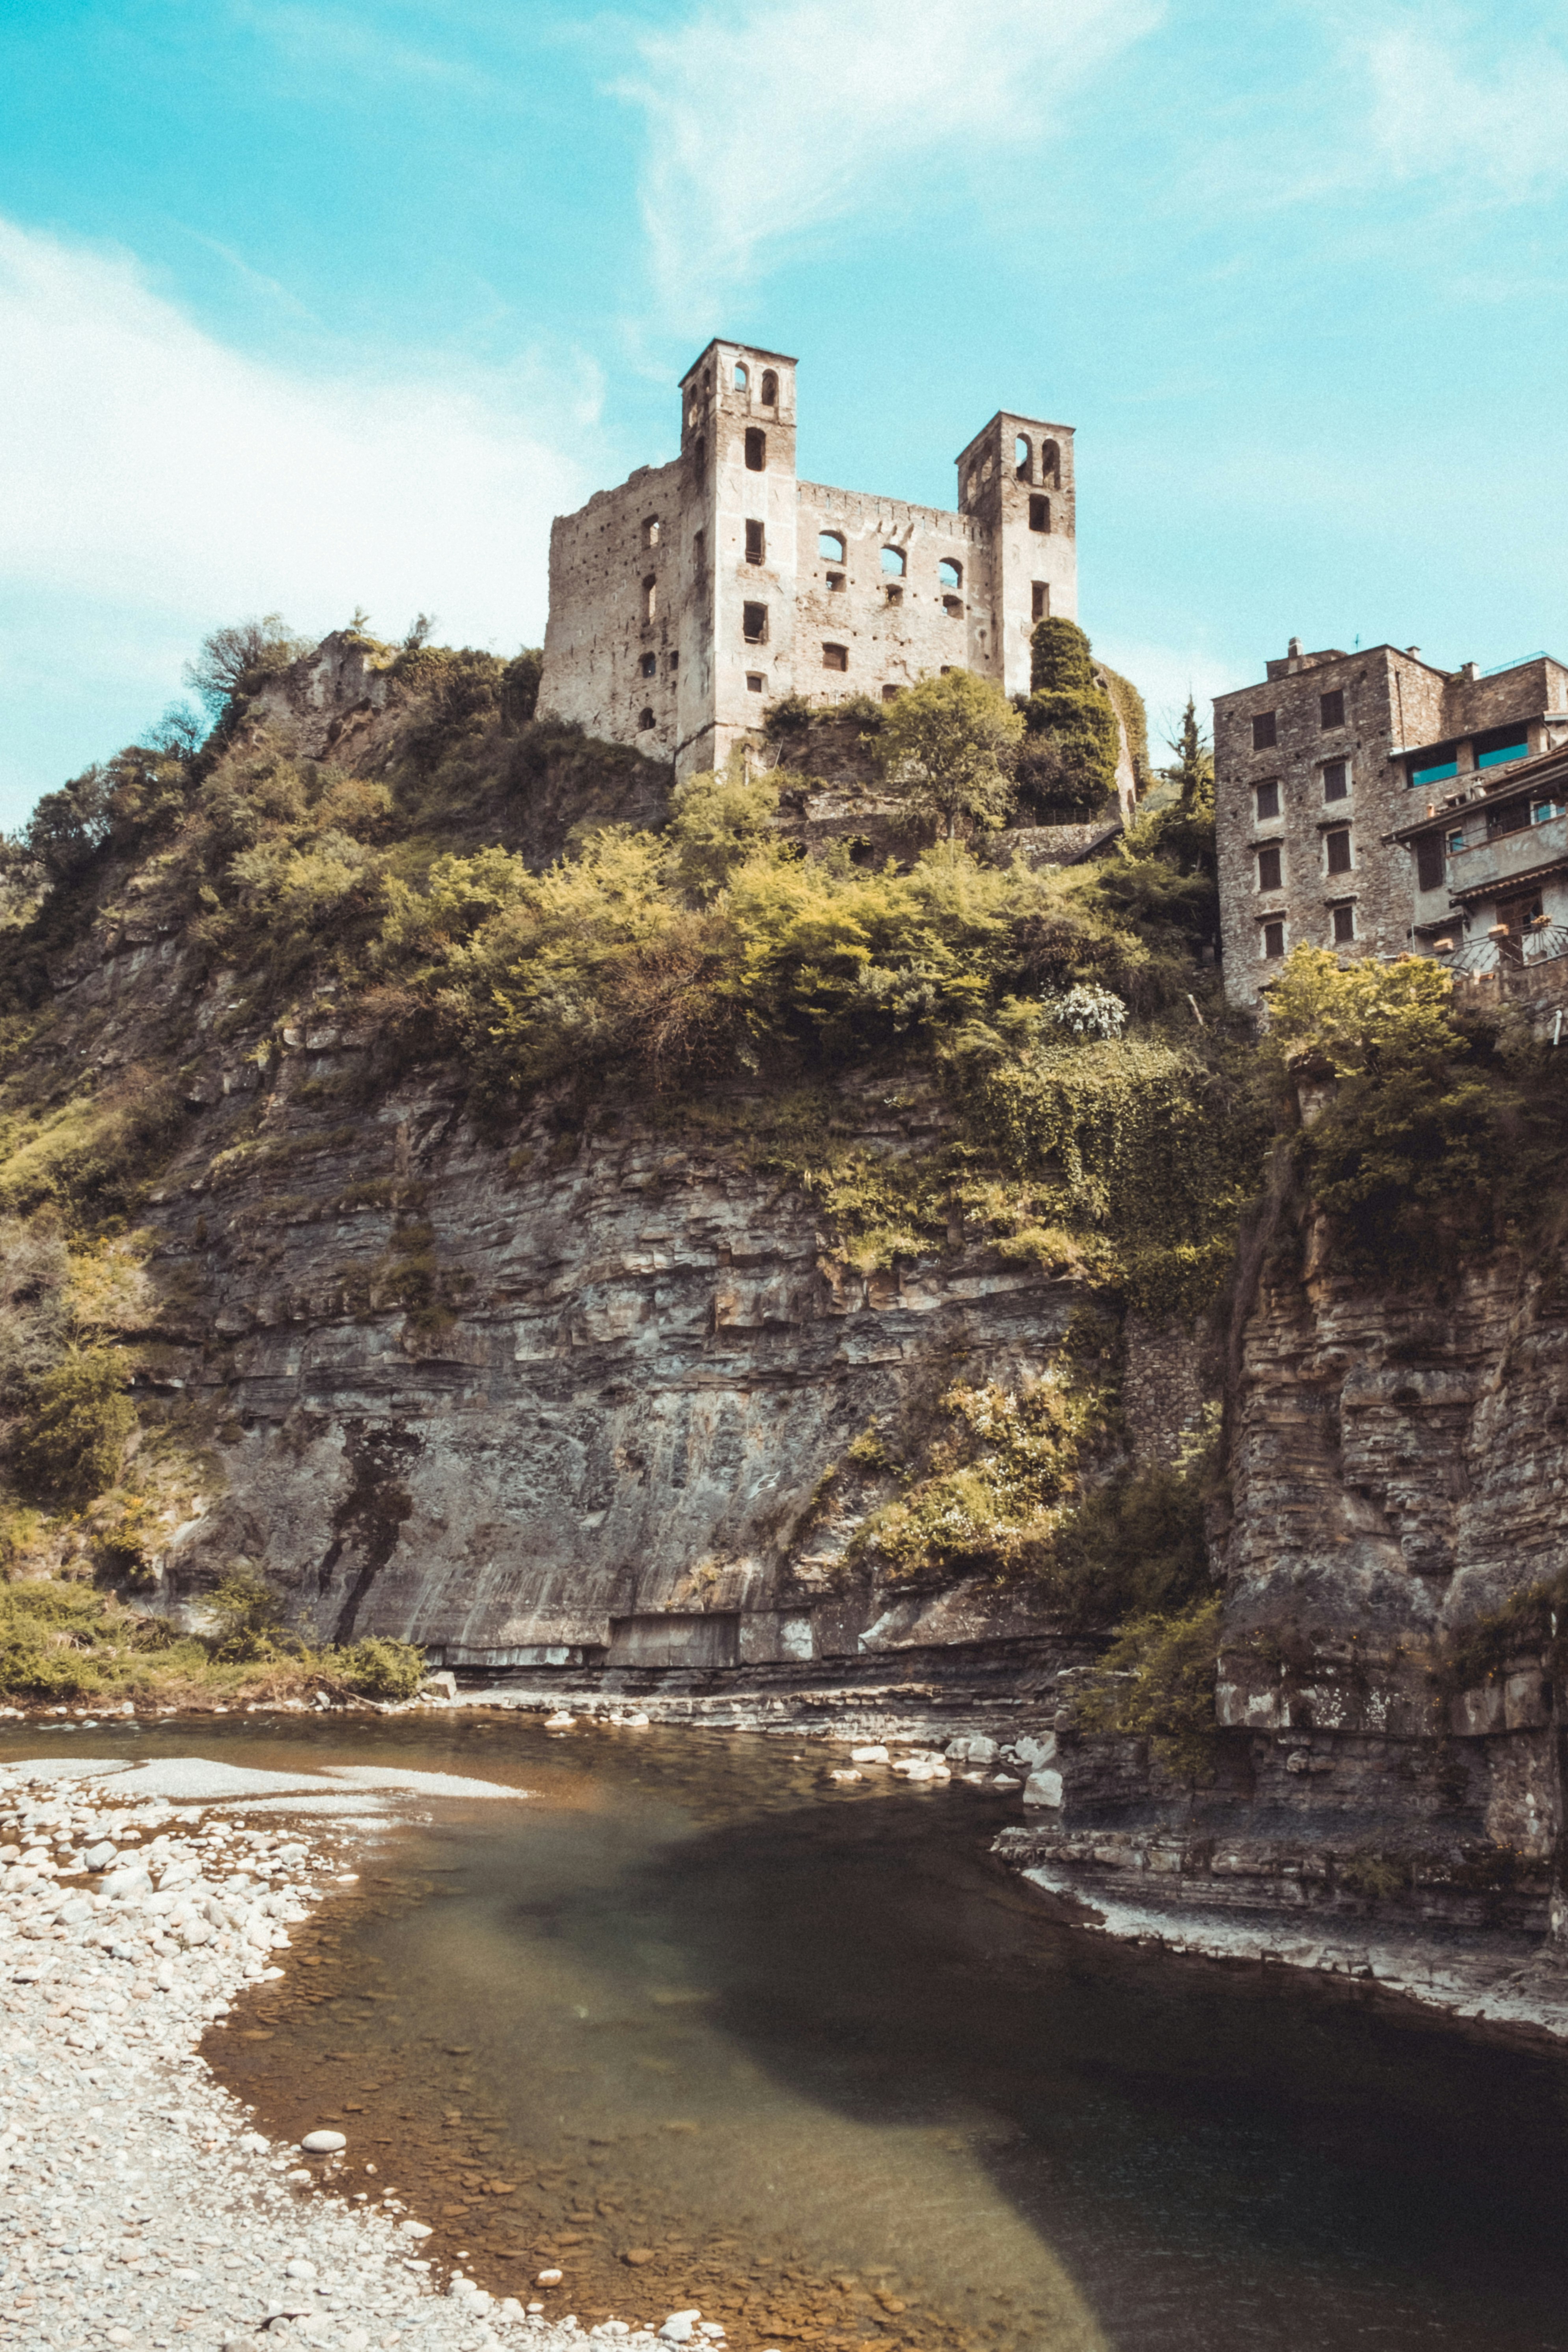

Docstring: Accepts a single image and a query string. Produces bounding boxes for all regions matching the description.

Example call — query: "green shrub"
[332,1635,429,1700]
[10,1347,133,1508]
[1020,620,1120,818]
[1042,1427,1216,1628]
[206,1569,298,1664]
[1074,1592,1224,1778]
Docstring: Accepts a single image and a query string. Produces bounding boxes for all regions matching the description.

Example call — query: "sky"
[2,0,1567,826]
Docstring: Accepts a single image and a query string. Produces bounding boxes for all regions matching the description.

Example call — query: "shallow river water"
[13,1712,1568,2352]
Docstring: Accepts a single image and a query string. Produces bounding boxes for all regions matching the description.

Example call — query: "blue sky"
[2,0,1567,825]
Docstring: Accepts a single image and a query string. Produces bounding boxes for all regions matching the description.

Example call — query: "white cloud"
[0,218,595,820]
[616,0,1163,322]
[1358,15,1568,196]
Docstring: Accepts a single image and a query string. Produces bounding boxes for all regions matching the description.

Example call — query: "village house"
[538,337,1078,781]
[1214,641,1568,1006]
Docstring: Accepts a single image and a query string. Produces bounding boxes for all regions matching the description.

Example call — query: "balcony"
[1447,810,1568,899]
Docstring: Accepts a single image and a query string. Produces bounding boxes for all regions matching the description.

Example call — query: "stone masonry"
[539,338,1078,781]
[1215,638,1568,1006]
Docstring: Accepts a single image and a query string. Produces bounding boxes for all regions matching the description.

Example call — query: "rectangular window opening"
[744,520,765,564]
[1415,836,1445,892]
[1262,921,1286,960]
[1409,747,1458,790]
[1323,760,1348,801]
[742,602,768,645]
[639,652,656,678]
[881,684,902,703]
[1320,688,1346,729]
[1255,779,1281,821]
[1326,827,1353,876]
[823,643,848,673]
[1028,495,1050,533]
[1476,724,1531,772]
[746,673,765,694]
[1257,843,1283,892]
[1252,712,1277,751]
[1331,903,1355,945]
[1031,581,1048,621]
[826,571,845,593]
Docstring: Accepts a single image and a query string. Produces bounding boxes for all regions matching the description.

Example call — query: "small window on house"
[939,558,962,590]
[1415,835,1445,892]
[1014,435,1033,480]
[1409,745,1458,789]
[1031,582,1048,621]
[823,643,848,672]
[744,427,766,472]
[1533,798,1566,824]
[818,530,845,562]
[1323,759,1348,801]
[742,602,768,644]
[826,571,845,592]
[1475,723,1531,772]
[734,362,749,389]
[1331,903,1355,945]
[943,595,963,618]
[1486,798,1530,839]
[642,575,657,621]
[886,583,903,605]
[1028,496,1050,532]
[746,673,765,693]
[1262,920,1286,960]
[1326,827,1352,876]
[760,369,778,405]
[640,652,656,678]
[1447,828,1466,853]
[1253,711,1277,751]
[882,684,902,703]
[1258,843,1283,892]
[1040,438,1061,486]
[1255,779,1280,821]
[638,707,655,731]
[745,519,765,564]
[1320,687,1345,729]
[881,546,906,576]
[643,516,660,548]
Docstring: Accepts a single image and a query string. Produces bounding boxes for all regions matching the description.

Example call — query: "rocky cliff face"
[1003,1187,1568,1944]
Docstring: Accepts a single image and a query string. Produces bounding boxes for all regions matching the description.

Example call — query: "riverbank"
[0,1752,706,2352]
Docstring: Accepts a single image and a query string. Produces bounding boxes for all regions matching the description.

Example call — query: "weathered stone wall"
[537,456,686,762]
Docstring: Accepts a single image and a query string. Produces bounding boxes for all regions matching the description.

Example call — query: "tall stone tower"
[955,412,1078,699]
[676,339,800,778]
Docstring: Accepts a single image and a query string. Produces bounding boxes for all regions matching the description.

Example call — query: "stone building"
[1214,640,1568,1005]
[1390,736,1568,1016]
[538,337,1078,780]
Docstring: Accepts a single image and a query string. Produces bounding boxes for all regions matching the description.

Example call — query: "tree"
[182,615,307,718]
[1162,697,1215,811]
[877,669,1023,840]
[22,768,113,883]
[402,612,438,651]
[1017,618,1120,818]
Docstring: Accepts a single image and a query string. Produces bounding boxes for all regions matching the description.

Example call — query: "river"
[11,1711,1568,2351]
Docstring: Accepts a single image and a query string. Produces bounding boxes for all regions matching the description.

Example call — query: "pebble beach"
[0,1749,724,2352]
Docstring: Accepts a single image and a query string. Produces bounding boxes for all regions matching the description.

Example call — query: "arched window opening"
[1015,435,1033,481]
[744,427,766,472]
[638,708,655,731]
[880,546,906,576]
[938,558,962,590]
[1040,440,1061,487]
[760,370,778,405]
[643,516,660,548]
[734,362,749,390]
[818,530,845,562]
[942,595,962,619]
[643,575,657,620]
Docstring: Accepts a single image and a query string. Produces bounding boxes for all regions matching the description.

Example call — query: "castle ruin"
[538,338,1077,780]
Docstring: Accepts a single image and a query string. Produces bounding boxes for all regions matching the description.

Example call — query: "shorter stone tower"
[539,340,1078,779]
